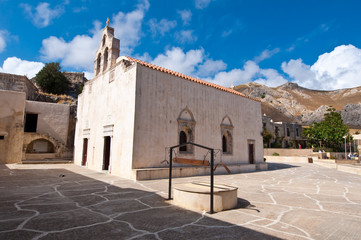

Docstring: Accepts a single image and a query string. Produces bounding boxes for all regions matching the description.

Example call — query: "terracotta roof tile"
[126,56,259,102]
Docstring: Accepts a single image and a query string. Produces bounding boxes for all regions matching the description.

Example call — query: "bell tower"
[94,18,120,76]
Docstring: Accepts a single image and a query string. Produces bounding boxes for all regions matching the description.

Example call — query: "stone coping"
[174,182,238,194]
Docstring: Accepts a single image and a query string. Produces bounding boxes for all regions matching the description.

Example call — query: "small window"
[222,135,227,153]
[24,114,38,132]
[296,128,299,137]
[96,53,101,75]
[177,107,195,154]
[221,116,233,155]
[0,136,4,140]
[179,131,187,152]
[103,48,108,71]
[222,131,232,154]
[287,128,290,137]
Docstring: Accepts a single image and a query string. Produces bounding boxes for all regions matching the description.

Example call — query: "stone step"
[22,158,73,164]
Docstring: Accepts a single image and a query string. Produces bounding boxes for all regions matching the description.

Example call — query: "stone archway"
[23,133,65,160]
[26,139,55,153]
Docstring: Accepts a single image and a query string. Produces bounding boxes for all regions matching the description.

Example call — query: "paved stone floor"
[1,163,361,240]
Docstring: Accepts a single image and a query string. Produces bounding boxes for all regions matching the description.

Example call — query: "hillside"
[234,82,361,128]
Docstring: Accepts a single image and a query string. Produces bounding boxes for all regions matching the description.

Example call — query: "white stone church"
[74,22,266,180]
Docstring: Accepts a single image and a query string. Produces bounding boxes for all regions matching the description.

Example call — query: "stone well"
[173,182,238,212]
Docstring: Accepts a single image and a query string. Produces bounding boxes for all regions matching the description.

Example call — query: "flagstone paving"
[1,162,361,239]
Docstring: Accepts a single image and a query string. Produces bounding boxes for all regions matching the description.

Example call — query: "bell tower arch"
[94,18,120,76]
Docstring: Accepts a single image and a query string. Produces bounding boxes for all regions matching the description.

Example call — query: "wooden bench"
[172,157,231,173]
[173,157,210,166]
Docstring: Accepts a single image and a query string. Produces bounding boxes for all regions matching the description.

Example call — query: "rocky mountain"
[234,82,361,128]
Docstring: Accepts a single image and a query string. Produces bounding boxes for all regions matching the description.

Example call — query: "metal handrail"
[167,142,215,214]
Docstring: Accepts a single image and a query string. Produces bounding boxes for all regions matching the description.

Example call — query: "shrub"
[35,62,70,95]
[272,152,280,156]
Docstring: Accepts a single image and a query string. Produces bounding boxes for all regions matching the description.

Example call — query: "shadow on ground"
[0,164,281,239]
[266,162,300,171]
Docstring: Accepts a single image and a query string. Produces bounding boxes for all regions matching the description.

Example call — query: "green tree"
[263,129,273,148]
[303,108,350,151]
[35,62,70,94]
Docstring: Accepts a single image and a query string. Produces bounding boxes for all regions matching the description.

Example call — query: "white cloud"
[40,1,149,73]
[254,48,280,63]
[209,61,260,87]
[148,18,177,37]
[175,30,197,44]
[152,47,203,76]
[178,10,192,25]
[84,71,93,80]
[144,48,285,88]
[195,0,213,9]
[20,2,65,28]
[197,59,226,77]
[40,21,102,71]
[0,30,8,53]
[282,45,361,90]
[281,59,315,88]
[112,0,149,53]
[254,68,287,87]
[0,57,44,78]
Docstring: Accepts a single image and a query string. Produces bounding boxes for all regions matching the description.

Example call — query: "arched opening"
[222,135,227,153]
[221,116,233,155]
[102,35,106,46]
[96,53,101,75]
[26,139,55,153]
[103,48,108,71]
[179,130,187,152]
[177,107,196,154]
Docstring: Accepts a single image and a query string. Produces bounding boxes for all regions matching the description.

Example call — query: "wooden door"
[82,138,88,166]
[103,136,111,170]
[248,143,254,164]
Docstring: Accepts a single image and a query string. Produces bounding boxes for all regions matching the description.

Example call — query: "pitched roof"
[126,56,258,102]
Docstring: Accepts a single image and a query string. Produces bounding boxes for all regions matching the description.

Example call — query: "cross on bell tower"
[93,18,120,76]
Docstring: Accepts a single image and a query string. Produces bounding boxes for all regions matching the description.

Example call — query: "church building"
[74,22,266,180]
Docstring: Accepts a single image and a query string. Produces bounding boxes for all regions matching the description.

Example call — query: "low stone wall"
[313,159,337,169]
[264,148,313,156]
[132,163,268,180]
[265,156,316,163]
[337,164,361,175]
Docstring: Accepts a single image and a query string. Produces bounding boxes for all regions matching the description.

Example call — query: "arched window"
[96,53,101,75]
[222,135,227,153]
[177,107,196,154]
[179,131,187,152]
[103,48,108,71]
[102,35,106,46]
[221,116,233,155]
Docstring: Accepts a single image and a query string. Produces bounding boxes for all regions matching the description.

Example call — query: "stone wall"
[0,90,26,163]
[133,63,264,169]
[264,148,313,156]
[63,72,86,88]
[25,101,70,144]
[0,73,38,100]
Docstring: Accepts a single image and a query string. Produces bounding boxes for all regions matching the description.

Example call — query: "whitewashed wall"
[132,64,263,169]
[25,101,70,144]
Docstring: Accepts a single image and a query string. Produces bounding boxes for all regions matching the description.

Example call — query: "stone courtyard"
[1,162,361,239]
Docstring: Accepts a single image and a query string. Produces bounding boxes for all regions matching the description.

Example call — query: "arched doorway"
[26,139,55,153]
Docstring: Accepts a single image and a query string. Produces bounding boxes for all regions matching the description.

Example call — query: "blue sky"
[1,0,361,90]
